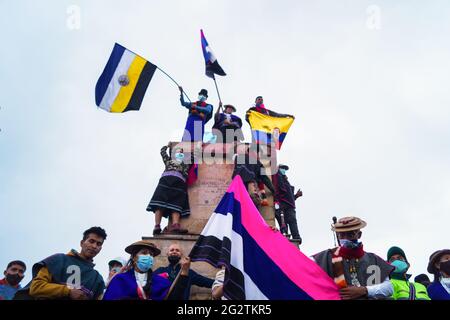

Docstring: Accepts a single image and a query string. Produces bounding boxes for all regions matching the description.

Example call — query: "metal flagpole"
[156,66,191,103]
[212,75,223,111]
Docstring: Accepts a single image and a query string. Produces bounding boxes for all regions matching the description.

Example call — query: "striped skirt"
[146,174,190,217]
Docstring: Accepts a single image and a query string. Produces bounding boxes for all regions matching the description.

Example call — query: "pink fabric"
[229,175,340,300]
[187,164,198,186]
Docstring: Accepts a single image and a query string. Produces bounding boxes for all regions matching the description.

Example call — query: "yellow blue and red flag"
[95,43,157,113]
[246,108,295,150]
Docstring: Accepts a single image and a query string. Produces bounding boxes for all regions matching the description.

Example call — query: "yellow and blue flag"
[95,43,157,113]
[246,108,295,150]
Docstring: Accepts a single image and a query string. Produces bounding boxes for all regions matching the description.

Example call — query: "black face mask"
[6,273,23,286]
[168,255,181,265]
[440,260,450,275]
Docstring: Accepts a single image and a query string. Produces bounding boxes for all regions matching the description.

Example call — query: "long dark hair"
[128,249,153,299]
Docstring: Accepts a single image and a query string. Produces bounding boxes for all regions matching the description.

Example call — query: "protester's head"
[167,243,182,265]
[428,249,450,280]
[173,147,185,163]
[125,240,161,273]
[198,89,208,102]
[3,260,26,286]
[332,216,366,249]
[125,240,161,297]
[387,246,410,275]
[80,226,107,261]
[279,164,289,175]
[224,105,236,114]
[255,96,263,105]
[414,274,431,288]
[108,257,126,273]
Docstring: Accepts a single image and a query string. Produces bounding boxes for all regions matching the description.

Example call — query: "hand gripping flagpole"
[156,66,192,103]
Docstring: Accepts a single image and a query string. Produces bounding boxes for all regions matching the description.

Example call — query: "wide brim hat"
[332,216,367,232]
[125,240,161,257]
[427,249,450,274]
[224,104,236,112]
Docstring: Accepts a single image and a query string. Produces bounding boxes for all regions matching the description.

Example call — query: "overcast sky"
[1,0,449,286]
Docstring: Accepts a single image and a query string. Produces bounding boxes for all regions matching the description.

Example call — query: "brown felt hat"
[332,216,367,232]
[427,249,450,274]
[125,240,161,257]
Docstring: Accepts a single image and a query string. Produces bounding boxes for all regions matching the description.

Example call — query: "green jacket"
[390,276,430,300]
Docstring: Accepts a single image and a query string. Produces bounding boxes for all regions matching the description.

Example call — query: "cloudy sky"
[1,0,449,286]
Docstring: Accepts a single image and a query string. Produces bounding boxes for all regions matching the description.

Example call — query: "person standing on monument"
[179,86,213,142]
[272,164,303,242]
[146,144,193,235]
[212,102,244,144]
[232,144,275,209]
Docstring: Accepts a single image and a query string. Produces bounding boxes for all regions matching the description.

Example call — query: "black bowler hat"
[279,164,289,170]
[199,89,208,97]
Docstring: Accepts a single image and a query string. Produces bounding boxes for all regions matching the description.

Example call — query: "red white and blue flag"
[189,175,340,300]
[201,29,226,79]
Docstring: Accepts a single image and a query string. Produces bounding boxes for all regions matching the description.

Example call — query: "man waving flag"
[201,29,226,79]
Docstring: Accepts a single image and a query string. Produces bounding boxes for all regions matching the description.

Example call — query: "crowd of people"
[2,92,448,301]
[1,225,448,300]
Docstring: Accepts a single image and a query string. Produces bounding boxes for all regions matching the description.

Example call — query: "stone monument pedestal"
[142,142,299,299]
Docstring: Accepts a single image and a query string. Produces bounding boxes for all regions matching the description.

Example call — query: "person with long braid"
[103,240,190,300]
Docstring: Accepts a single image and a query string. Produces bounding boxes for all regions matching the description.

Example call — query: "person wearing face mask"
[14,227,107,300]
[313,216,394,300]
[232,144,275,210]
[253,96,269,115]
[426,249,450,300]
[387,246,430,300]
[179,86,213,142]
[147,144,196,235]
[0,260,26,300]
[106,257,126,286]
[212,102,244,144]
[272,164,303,242]
[103,240,190,300]
[154,243,213,300]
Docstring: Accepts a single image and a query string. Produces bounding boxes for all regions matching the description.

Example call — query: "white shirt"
[135,271,148,287]
[366,277,394,298]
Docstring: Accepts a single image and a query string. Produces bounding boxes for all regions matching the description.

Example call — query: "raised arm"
[179,86,191,109]
[160,145,171,165]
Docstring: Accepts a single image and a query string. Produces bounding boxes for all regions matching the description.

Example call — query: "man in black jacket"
[273,164,302,242]
[154,243,213,300]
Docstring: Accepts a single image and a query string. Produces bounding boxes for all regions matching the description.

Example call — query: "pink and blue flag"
[201,29,226,79]
[189,175,340,300]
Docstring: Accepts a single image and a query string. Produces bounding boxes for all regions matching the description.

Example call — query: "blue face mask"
[279,169,286,175]
[175,152,185,162]
[391,260,409,274]
[339,239,361,249]
[198,95,207,102]
[136,254,153,272]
